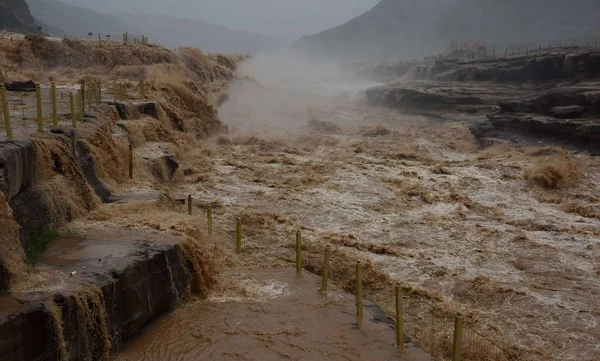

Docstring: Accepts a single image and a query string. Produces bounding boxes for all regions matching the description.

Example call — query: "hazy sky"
[62,0,380,37]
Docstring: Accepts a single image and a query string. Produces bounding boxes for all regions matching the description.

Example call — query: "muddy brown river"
[115,268,429,361]
[89,54,600,361]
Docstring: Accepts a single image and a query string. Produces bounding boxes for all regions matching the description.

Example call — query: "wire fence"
[404,298,454,359]
[404,297,514,361]
[0,78,147,140]
[452,38,600,62]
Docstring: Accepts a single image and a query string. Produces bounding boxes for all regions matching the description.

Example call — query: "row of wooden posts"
[1,79,148,141]
[122,32,149,45]
[183,195,467,361]
[460,41,599,61]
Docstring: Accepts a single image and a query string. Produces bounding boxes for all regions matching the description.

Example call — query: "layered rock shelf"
[0,228,193,361]
[365,50,600,153]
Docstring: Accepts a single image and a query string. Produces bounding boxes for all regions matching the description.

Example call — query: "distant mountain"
[0,0,41,33]
[27,0,133,37]
[118,13,287,54]
[433,0,600,49]
[294,0,600,61]
[26,0,287,54]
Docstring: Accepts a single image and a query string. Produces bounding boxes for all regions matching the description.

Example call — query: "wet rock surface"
[107,102,132,120]
[368,51,600,152]
[402,50,600,83]
[9,188,58,248]
[366,81,530,110]
[137,102,160,119]
[366,82,484,109]
[550,105,586,119]
[0,140,35,201]
[5,80,36,92]
[469,115,600,154]
[0,298,57,361]
[0,227,193,361]
[74,136,112,203]
[139,143,180,182]
[472,81,600,150]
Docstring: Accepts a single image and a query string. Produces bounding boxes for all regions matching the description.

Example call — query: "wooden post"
[504,48,507,58]
[296,230,302,276]
[517,47,520,56]
[98,33,101,45]
[356,262,363,322]
[236,218,242,254]
[492,49,495,59]
[320,246,331,293]
[187,194,192,215]
[112,80,117,102]
[128,144,133,179]
[71,132,77,158]
[35,84,43,133]
[0,84,13,140]
[78,89,84,122]
[80,80,85,110]
[207,206,213,235]
[539,44,542,54]
[452,313,464,361]
[396,285,404,352]
[51,82,57,128]
[69,93,76,128]
[76,90,81,122]
[87,82,93,109]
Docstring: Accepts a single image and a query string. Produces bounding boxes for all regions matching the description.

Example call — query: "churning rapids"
[105,53,600,361]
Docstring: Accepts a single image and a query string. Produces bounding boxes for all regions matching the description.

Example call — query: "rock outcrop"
[0,140,35,201]
[5,80,36,92]
[471,81,600,153]
[366,81,530,110]
[366,83,483,108]
[406,50,600,83]
[0,230,194,361]
[0,191,25,293]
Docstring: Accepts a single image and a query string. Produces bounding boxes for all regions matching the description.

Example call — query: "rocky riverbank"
[0,35,239,360]
[365,49,600,152]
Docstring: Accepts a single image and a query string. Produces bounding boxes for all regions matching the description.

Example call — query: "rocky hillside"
[0,0,40,33]
[295,0,600,61]
[294,0,450,61]
[434,0,600,49]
